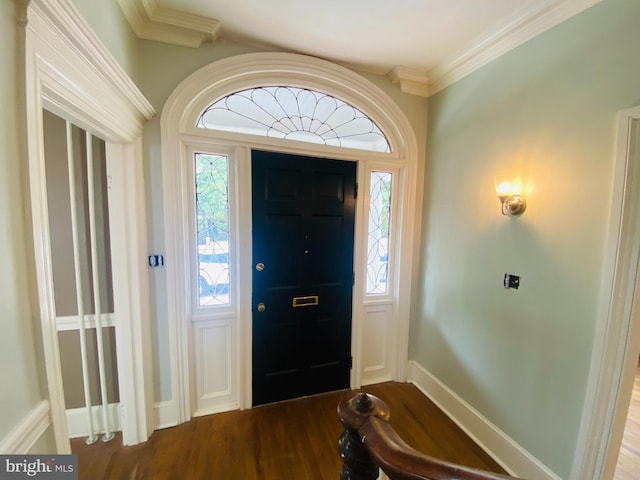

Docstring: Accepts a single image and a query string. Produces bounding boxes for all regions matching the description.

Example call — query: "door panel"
[252,150,356,406]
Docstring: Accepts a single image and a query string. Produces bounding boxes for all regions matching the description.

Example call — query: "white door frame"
[571,105,640,479]
[22,0,155,450]
[161,52,420,424]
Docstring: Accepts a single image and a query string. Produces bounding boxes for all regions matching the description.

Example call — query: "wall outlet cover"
[504,273,520,289]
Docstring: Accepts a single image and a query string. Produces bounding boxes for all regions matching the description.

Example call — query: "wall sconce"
[495,181,526,217]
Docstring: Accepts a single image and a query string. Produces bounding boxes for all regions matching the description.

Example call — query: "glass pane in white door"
[195,152,230,306]
[367,171,393,295]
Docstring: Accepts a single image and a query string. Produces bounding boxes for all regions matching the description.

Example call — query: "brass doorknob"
[257,303,266,312]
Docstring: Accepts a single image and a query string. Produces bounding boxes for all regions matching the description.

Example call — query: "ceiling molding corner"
[28,0,155,130]
[387,66,429,98]
[117,0,221,48]
[427,0,605,95]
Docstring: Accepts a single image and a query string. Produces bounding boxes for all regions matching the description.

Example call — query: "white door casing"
[22,0,155,449]
[570,106,640,479]
[160,52,420,423]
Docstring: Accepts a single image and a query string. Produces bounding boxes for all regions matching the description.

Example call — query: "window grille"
[195,153,230,306]
[197,86,391,153]
[367,171,393,295]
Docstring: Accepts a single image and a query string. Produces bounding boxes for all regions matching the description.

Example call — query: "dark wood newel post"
[338,391,521,480]
[338,392,391,480]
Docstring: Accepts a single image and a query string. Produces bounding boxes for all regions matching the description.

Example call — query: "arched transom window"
[196,86,391,153]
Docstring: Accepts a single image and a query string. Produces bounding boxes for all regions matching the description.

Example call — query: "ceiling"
[121,0,602,95]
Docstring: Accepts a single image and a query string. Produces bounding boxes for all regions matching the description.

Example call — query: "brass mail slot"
[292,295,319,307]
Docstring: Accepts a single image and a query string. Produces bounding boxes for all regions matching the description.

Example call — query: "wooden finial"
[354,393,374,413]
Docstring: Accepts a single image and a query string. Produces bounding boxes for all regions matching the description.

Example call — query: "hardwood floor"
[71,382,506,479]
[615,367,640,479]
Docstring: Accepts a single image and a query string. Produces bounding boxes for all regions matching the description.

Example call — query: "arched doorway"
[161,52,420,422]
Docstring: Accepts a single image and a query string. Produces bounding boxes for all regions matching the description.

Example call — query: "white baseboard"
[154,401,178,430]
[0,400,50,454]
[408,361,560,480]
[68,401,180,439]
[66,403,121,438]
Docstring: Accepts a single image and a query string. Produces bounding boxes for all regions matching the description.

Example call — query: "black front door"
[251,150,356,406]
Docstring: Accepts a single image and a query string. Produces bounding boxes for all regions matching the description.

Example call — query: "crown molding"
[15,0,31,26]
[387,66,429,98]
[428,0,604,95]
[28,0,155,129]
[116,0,602,94]
[117,0,221,48]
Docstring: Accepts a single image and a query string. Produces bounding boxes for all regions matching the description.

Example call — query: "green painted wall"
[71,0,138,80]
[136,38,428,401]
[0,0,48,445]
[416,0,640,476]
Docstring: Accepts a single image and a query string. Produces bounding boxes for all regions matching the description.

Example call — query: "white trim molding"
[30,0,154,136]
[0,401,50,454]
[117,0,221,48]
[387,66,429,98]
[409,361,561,480]
[154,401,178,430]
[428,0,604,95]
[106,141,156,445]
[23,0,155,451]
[119,0,603,98]
[570,106,640,480]
[66,403,121,439]
[55,314,116,332]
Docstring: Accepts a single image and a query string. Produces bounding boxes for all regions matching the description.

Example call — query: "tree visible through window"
[195,153,230,306]
[367,171,393,295]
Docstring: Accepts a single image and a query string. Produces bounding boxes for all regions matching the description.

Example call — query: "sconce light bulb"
[496,181,511,195]
[496,181,511,202]
[495,179,526,216]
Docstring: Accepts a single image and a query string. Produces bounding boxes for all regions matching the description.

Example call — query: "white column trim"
[106,141,155,445]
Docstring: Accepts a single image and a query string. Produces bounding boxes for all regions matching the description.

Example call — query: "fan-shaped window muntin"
[197,86,391,153]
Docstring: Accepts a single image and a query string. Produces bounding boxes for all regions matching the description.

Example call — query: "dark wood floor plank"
[71,382,506,479]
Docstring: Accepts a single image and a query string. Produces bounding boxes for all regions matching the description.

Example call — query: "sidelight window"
[194,152,230,307]
[366,171,393,295]
[196,86,391,153]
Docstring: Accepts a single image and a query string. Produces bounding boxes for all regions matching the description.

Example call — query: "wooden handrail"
[337,392,524,480]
